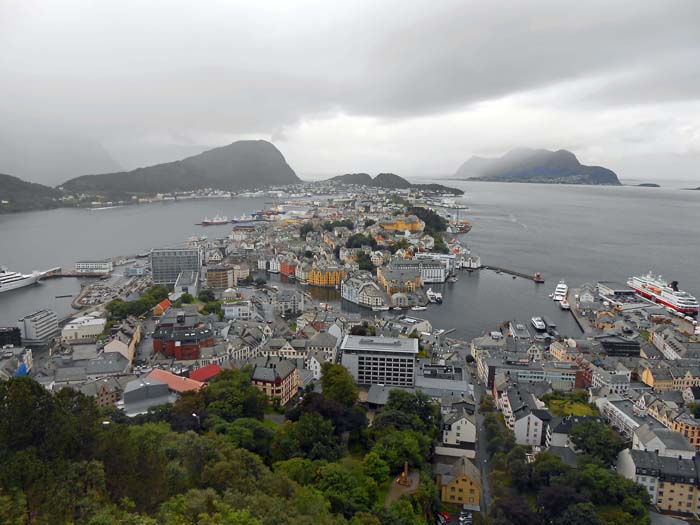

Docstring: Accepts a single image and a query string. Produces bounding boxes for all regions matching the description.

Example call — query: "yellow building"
[437,457,481,509]
[641,366,675,391]
[376,266,422,295]
[378,215,425,233]
[672,412,700,450]
[641,366,700,392]
[549,340,577,362]
[618,449,700,514]
[646,400,700,451]
[308,264,347,288]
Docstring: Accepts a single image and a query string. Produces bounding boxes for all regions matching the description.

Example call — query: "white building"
[340,335,418,387]
[436,409,477,459]
[268,256,280,274]
[150,248,201,286]
[341,271,387,309]
[390,258,448,284]
[631,423,695,459]
[17,309,59,346]
[308,350,327,380]
[61,315,107,343]
[513,409,551,447]
[75,260,113,274]
[223,301,254,320]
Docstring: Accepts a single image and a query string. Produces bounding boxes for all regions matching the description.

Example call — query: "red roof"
[147,368,204,393]
[189,364,222,382]
[153,298,171,313]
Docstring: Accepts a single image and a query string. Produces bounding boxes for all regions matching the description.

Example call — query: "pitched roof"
[189,364,223,382]
[441,457,481,486]
[147,368,205,393]
[153,298,171,312]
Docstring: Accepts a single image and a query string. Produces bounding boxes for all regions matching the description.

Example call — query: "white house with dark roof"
[436,408,477,459]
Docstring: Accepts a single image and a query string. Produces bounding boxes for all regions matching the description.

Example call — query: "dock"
[483,265,545,283]
[39,267,110,280]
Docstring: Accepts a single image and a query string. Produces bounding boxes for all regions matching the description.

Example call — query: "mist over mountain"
[0,128,122,186]
[455,148,621,185]
[61,140,299,196]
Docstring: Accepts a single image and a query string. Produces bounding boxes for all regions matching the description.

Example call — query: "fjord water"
[1,182,699,340]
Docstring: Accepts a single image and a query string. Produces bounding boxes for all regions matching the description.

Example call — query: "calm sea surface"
[1,182,699,340]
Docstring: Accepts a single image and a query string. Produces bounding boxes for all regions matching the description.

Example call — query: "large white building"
[150,248,201,286]
[17,309,59,346]
[75,260,113,274]
[340,335,418,387]
[389,259,448,284]
[61,315,107,343]
[341,271,387,309]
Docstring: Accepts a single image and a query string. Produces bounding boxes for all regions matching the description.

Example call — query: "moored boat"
[0,267,41,293]
[531,317,546,331]
[628,273,699,315]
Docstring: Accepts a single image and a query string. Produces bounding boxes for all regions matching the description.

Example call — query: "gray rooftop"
[341,335,419,354]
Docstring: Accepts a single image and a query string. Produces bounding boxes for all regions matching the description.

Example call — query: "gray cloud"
[0,0,699,183]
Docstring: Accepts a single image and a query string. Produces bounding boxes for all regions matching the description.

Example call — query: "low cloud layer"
[1,0,699,183]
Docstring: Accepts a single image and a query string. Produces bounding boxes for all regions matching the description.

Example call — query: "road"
[467,364,492,515]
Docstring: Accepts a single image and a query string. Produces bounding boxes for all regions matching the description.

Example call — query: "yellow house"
[641,366,674,391]
[308,264,347,288]
[378,215,425,233]
[437,457,481,509]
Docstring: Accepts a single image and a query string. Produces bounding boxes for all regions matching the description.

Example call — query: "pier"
[483,265,545,283]
[39,267,110,280]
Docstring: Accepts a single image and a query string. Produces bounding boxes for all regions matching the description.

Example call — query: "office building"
[150,248,201,286]
[17,310,59,346]
[340,335,418,387]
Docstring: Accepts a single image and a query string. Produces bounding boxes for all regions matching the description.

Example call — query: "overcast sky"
[1,0,699,184]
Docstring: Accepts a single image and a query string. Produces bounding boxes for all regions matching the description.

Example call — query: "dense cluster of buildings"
[5,183,700,519]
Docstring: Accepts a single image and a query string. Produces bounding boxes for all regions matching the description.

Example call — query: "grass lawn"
[377,478,392,507]
[546,399,598,417]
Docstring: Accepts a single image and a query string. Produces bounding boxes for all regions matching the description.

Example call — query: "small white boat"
[411,306,427,311]
[553,280,568,301]
[531,317,546,331]
[427,288,437,303]
[560,299,570,310]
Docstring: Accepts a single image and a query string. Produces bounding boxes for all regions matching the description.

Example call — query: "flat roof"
[341,335,419,354]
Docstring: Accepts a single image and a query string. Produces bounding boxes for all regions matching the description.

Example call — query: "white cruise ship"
[628,273,699,315]
[553,280,568,301]
[0,267,41,293]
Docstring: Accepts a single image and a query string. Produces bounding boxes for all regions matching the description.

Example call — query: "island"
[329,172,464,195]
[636,183,661,188]
[454,148,621,186]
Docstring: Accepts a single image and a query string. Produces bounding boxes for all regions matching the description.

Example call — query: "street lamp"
[191,412,201,430]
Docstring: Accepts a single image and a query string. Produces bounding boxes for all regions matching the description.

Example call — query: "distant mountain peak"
[61,139,299,196]
[455,148,620,186]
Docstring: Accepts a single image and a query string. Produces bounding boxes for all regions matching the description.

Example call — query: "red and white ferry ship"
[628,273,699,315]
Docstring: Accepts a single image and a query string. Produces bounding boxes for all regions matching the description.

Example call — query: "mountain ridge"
[0,173,63,214]
[61,140,300,196]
